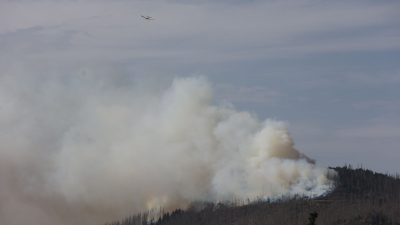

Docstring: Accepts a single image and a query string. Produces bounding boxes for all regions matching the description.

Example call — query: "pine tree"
[307,212,318,225]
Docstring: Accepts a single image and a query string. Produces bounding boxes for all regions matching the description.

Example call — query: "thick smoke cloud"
[0,75,335,225]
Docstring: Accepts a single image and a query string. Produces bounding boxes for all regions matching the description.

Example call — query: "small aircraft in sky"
[141,15,154,20]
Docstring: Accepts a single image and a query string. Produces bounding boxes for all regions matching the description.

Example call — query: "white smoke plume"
[0,75,335,225]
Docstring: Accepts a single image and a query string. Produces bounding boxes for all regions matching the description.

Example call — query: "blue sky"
[1,0,400,173]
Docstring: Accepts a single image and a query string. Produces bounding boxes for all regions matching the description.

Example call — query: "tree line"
[104,166,400,225]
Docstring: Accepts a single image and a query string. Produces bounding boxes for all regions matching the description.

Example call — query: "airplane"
[141,15,154,20]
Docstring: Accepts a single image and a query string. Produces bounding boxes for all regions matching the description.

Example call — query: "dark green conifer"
[307,212,318,225]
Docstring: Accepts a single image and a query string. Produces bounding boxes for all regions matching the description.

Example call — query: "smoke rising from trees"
[0,75,335,225]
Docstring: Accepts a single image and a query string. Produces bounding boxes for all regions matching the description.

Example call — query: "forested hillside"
[104,166,400,225]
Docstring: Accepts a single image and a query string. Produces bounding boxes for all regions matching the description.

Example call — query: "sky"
[1,0,400,173]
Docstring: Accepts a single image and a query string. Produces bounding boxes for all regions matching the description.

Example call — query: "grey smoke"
[0,75,335,225]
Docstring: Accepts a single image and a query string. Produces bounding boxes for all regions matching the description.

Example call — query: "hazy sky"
[1,0,400,173]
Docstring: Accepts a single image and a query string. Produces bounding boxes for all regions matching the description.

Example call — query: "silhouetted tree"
[307,212,318,225]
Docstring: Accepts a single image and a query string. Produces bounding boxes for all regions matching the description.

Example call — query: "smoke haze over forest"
[0,76,335,225]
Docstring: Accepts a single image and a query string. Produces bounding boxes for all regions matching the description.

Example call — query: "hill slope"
[105,166,400,225]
